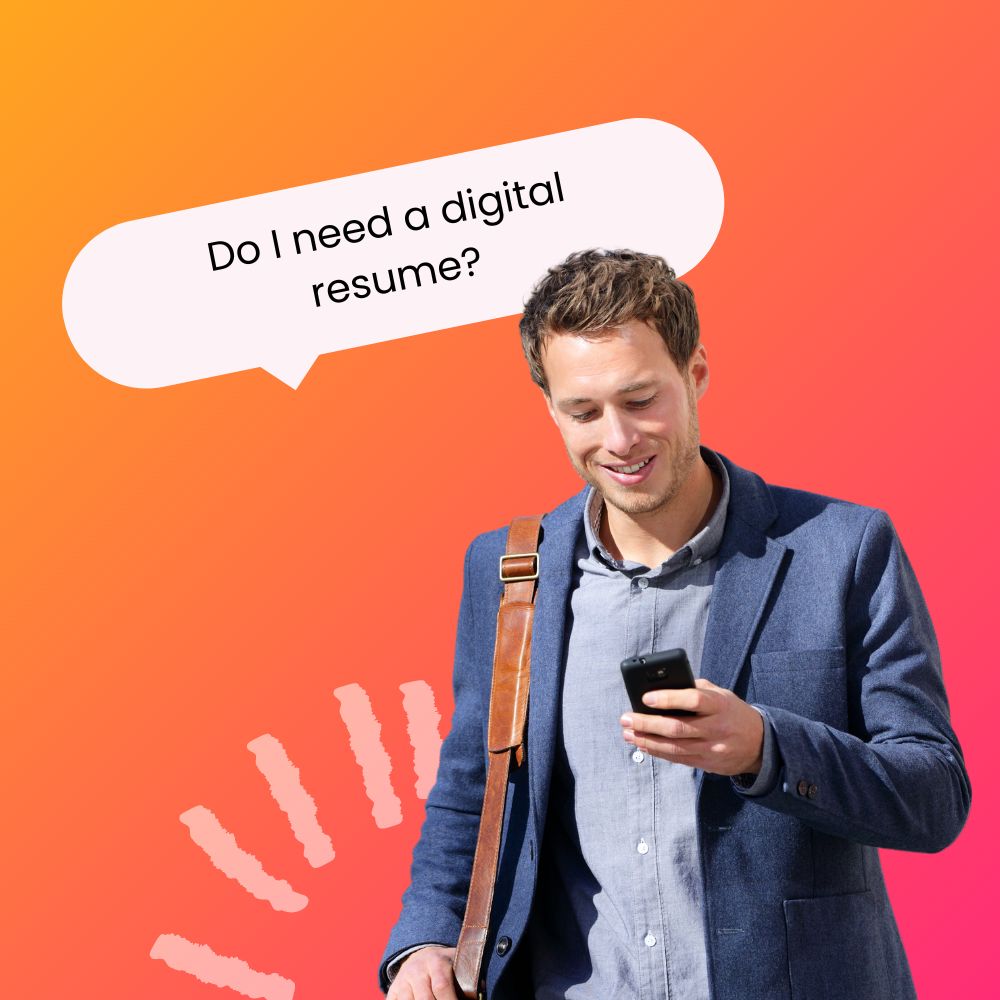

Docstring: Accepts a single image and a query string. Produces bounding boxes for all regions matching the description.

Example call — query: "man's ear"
[688,343,710,400]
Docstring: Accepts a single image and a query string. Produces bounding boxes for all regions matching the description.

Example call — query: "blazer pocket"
[783,891,895,1000]
[750,647,847,730]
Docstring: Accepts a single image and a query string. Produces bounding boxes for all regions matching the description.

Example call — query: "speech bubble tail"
[259,354,317,390]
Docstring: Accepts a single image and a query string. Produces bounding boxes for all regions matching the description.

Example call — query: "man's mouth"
[600,455,656,484]
[606,457,653,474]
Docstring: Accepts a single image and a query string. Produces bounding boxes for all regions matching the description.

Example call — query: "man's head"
[520,249,709,520]
[519,249,700,396]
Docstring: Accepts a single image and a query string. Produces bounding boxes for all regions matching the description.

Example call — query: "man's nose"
[602,408,641,457]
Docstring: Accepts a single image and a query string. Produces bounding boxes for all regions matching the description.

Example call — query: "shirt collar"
[583,445,730,571]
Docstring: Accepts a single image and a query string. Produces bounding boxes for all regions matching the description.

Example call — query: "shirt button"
[693,557,703,566]
[637,838,649,854]
[632,749,645,763]
[637,577,649,590]
[644,933,657,947]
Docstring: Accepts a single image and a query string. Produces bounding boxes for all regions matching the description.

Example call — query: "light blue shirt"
[526,447,779,999]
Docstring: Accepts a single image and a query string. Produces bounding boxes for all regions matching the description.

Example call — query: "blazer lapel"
[696,453,787,793]
[700,453,786,692]
[527,487,586,848]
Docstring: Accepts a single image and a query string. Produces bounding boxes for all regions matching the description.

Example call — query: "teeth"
[612,457,651,474]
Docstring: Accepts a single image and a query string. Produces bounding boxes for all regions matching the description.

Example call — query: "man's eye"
[570,410,597,423]
[628,396,656,409]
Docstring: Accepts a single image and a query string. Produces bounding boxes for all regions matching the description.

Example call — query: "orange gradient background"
[3,3,996,997]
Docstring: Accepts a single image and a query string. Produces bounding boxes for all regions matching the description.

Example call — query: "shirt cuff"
[386,943,450,983]
[731,706,781,797]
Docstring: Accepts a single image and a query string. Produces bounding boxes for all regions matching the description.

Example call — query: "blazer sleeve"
[748,508,971,852]
[378,539,489,993]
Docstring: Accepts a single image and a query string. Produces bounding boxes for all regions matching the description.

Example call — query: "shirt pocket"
[749,647,847,730]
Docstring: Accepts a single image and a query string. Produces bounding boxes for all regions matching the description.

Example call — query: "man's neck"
[598,453,721,568]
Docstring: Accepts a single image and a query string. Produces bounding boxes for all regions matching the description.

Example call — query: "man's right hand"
[387,945,460,1000]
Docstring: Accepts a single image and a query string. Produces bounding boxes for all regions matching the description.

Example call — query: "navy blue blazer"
[380,452,971,999]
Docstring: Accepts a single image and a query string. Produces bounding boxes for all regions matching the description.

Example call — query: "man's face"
[542,318,709,518]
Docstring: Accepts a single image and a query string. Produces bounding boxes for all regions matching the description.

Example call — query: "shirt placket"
[625,570,669,1000]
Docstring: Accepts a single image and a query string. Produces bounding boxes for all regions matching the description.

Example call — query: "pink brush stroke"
[248,734,335,867]
[333,683,402,828]
[179,805,308,911]
[150,933,295,1000]
[399,680,443,799]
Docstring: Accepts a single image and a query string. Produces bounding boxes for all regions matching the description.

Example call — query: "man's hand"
[387,945,459,1000]
[619,678,764,776]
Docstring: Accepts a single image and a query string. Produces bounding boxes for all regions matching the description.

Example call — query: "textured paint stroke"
[150,933,295,1000]
[179,805,308,911]
[332,683,402,828]
[399,680,443,799]
[247,734,335,867]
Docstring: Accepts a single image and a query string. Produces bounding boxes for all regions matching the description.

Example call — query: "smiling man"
[379,249,970,1000]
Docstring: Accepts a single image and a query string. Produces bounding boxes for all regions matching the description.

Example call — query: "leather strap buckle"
[499,552,539,583]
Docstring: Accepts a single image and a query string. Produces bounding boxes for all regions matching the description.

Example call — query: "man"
[379,249,970,999]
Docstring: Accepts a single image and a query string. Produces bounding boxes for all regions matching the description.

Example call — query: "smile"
[605,457,653,474]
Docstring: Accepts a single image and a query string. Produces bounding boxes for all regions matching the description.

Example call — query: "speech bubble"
[62,118,724,389]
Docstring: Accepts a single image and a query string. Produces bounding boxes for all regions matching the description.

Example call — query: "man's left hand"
[620,678,764,776]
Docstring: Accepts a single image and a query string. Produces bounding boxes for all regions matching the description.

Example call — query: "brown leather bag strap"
[452,515,541,1000]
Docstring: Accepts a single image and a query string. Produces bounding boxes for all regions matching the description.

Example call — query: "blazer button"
[496,936,512,956]
[807,784,818,799]
[796,779,810,797]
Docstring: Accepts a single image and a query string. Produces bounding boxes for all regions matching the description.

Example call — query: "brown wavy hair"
[519,249,700,394]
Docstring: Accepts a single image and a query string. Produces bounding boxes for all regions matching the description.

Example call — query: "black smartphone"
[620,648,697,717]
